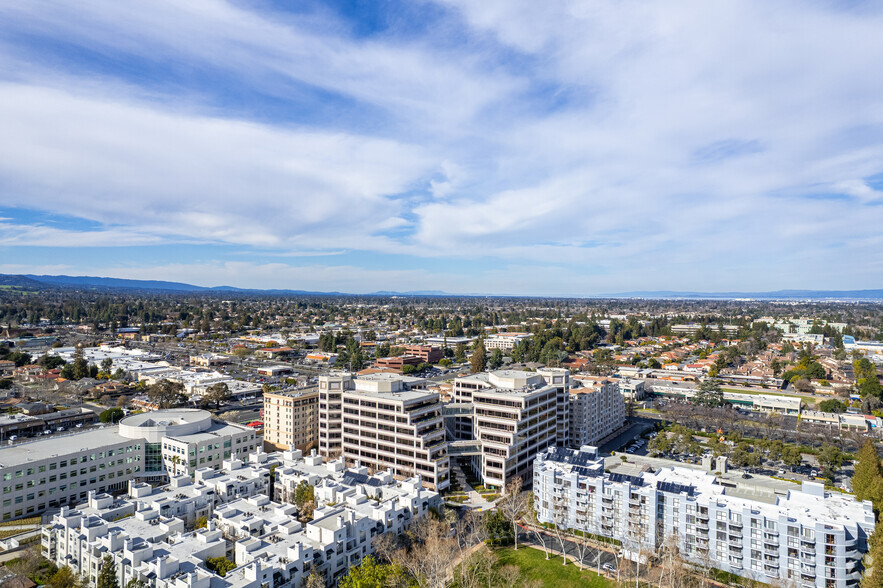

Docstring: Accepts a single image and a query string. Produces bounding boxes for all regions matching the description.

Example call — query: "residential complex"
[569,376,626,448]
[534,446,875,588]
[0,409,258,521]
[42,447,440,588]
[262,389,319,452]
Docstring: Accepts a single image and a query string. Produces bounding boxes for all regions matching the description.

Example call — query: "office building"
[533,446,874,588]
[0,409,259,521]
[483,333,532,351]
[262,389,319,452]
[450,369,561,488]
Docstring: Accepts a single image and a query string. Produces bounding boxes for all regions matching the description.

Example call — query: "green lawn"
[494,547,612,588]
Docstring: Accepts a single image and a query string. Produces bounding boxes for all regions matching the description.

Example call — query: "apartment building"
[43,451,440,588]
[534,446,875,588]
[0,409,259,521]
[568,376,626,447]
[262,389,319,452]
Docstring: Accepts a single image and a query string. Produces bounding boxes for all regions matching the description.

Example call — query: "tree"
[454,343,467,364]
[204,382,230,409]
[818,399,847,414]
[302,570,325,588]
[48,566,81,588]
[72,346,90,380]
[470,341,487,374]
[100,358,114,373]
[195,516,209,529]
[497,476,527,550]
[148,379,186,408]
[488,348,504,370]
[853,441,883,504]
[126,580,146,588]
[232,346,253,366]
[97,556,119,588]
[781,446,803,468]
[338,555,406,588]
[99,408,124,423]
[41,355,66,370]
[483,508,513,546]
[817,444,844,473]
[205,557,236,577]
[294,480,315,520]
[693,379,724,408]
[116,395,131,408]
[862,521,883,587]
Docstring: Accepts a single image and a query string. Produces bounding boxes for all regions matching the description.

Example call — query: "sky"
[1,0,882,296]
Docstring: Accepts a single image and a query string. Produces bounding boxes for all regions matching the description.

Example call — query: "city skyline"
[1,1,883,295]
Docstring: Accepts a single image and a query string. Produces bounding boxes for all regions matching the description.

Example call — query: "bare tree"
[524,499,553,560]
[549,493,571,566]
[392,515,458,588]
[498,476,527,550]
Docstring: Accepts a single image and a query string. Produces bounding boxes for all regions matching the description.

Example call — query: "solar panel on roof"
[656,481,695,496]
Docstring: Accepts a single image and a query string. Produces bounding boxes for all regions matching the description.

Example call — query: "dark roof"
[657,480,696,496]
[608,473,645,487]
[341,472,383,487]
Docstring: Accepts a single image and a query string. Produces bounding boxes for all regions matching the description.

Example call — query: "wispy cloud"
[0,0,882,293]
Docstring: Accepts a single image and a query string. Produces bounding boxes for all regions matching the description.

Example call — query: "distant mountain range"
[1,274,450,297]
[0,274,881,299]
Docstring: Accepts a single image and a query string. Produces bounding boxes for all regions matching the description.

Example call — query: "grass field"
[494,547,612,588]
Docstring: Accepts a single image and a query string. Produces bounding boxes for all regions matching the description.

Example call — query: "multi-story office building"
[533,446,875,588]
[450,369,560,488]
[402,345,443,364]
[318,374,446,490]
[568,376,626,447]
[340,374,448,491]
[262,389,319,452]
[42,449,440,588]
[317,374,350,457]
[0,409,258,521]
[483,333,532,351]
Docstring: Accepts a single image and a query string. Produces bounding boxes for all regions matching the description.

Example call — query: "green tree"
[125,580,146,588]
[693,379,725,408]
[97,556,119,588]
[817,444,844,473]
[47,566,80,588]
[338,555,405,588]
[483,508,514,546]
[99,408,124,423]
[817,399,847,413]
[781,446,803,468]
[488,348,504,370]
[72,346,90,380]
[100,358,114,373]
[454,343,467,364]
[303,570,325,588]
[470,341,487,374]
[204,382,230,409]
[205,557,236,577]
[148,379,186,408]
[853,441,883,504]
[41,355,66,370]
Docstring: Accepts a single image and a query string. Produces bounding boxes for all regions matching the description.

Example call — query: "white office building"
[533,446,875,588]
[0,409,259,521]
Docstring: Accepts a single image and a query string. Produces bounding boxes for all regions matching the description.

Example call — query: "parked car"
[602,563,616,573]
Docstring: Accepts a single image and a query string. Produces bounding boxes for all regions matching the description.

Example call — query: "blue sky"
[1,0,882,295]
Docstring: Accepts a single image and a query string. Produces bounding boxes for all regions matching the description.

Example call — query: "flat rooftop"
[0,427,127,468]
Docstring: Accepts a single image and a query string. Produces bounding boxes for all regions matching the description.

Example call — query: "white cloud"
[0,0,882,292]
